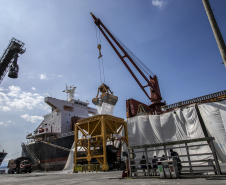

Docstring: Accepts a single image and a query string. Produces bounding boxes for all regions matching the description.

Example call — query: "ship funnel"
[92,83,118,106]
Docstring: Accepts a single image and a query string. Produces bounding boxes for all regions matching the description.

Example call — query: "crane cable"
[95,25,105,83]
[106,24,155,77]
[104,26,166,104]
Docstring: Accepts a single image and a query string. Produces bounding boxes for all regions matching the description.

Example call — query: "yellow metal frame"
[74,114,129,171]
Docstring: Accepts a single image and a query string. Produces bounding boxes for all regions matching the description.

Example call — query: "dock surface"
[1,170,226,185]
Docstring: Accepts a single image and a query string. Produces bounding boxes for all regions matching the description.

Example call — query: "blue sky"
[0,0,226,165]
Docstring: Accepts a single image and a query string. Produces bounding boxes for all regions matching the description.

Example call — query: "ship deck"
[26,132,59,139]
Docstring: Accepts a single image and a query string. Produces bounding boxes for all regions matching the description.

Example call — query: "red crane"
[91,13,165,117]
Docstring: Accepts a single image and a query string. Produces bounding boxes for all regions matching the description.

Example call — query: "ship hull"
[0,152,7,166]
[22,135,74,171]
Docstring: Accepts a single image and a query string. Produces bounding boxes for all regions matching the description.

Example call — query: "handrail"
[129,137,214,150]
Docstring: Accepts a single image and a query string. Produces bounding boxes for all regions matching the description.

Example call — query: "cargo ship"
[22,86,97,171]
[0,149,7,166]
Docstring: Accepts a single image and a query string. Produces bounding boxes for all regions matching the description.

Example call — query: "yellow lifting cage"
[74,114,129,171]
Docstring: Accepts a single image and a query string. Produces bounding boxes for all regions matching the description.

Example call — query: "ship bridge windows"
[63,105,74,112]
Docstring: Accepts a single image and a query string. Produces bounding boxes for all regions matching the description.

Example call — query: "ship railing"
[40,141,71,152]
[161,90,226,111]
[57,131,74,139]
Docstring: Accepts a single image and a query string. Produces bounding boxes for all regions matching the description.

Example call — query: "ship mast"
[63,85,76,102]
[202,0,226,68]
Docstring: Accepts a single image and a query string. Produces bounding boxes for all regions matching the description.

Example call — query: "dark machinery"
[0,38,25,84]
[91,13,166,117]
[7,157,32,174]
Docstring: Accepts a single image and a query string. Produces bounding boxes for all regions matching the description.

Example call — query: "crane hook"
[97,44,102,59]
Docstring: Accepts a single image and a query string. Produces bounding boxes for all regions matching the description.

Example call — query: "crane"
[0,38,26,84]
[91,13,166,118]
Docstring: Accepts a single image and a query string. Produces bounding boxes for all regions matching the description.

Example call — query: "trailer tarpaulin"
[198,100,226,162]
[126,104,213,161]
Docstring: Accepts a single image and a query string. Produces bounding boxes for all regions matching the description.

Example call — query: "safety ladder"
[21,143,40,165]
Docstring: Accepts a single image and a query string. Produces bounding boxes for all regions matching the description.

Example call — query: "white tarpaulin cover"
[63,142,75,171]
[198,100,226,162]
[126,104,220,161]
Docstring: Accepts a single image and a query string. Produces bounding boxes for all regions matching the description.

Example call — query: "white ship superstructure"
[27,85,97,139]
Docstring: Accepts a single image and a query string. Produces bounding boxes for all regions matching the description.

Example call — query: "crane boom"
[91,13,165,116]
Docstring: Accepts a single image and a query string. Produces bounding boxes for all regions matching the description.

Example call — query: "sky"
[0,0,226,166]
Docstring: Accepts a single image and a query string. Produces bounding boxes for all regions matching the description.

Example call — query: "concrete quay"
[1,170,226,185]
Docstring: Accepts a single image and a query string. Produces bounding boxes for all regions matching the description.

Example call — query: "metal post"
[185,143,193,175]
[73,123,78,172]
[202,0,226,68]
[101,116,108,171]
[128,149,132,177]
[144,148,150,176]
[209,140,222,175]
[88,122,91,167]
[163,146,168,159]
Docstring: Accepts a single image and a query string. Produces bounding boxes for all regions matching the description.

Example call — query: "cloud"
[21,114,43,123]
[0,120,15,126]
[0,92,10,104]
[26,73,35,79]
[152,0,168,9]
[58,75,63,78]
[0,85,50,112]
[0,106,11,112]
[0,121,8,126]
[7,85,21,97]
[39,73,48,80]
[31,87,36,91]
